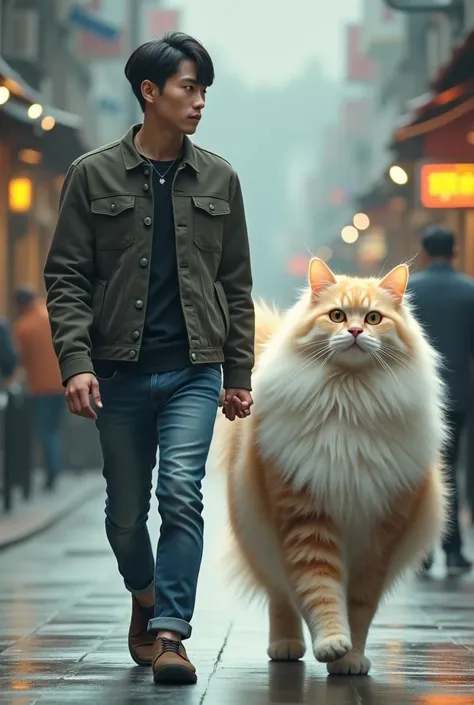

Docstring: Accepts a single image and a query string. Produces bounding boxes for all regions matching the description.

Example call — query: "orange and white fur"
[218,258,448,675]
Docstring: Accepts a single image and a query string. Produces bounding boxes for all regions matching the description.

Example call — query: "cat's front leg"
[326,575,381,675]
[278,504,352,663]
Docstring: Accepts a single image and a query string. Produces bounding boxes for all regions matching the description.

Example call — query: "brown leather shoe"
[128,596,155,667]
[152,637,197,685]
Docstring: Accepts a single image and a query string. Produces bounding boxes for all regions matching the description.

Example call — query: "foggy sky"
[167,0,361,87]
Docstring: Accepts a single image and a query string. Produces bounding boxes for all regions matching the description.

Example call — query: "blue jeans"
[34,394,65,480]
[95,365,221,639]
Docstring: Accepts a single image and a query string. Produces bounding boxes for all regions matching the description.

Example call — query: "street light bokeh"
[41,116,56,131]
[27,103,43,120]
[341,225,359,244]
[389,165,409,185]
[0,86,10,105]
[9,177,33,213]
[353,213,370,230]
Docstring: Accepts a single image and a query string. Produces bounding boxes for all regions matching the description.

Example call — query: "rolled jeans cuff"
[148,617,192,640]
[124,579,154,596]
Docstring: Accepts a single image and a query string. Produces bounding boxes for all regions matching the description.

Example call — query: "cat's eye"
[365,311,382,325]
[329,309,346,323]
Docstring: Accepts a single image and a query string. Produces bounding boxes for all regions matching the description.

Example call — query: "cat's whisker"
[379,347,416,373]
[372,351,399,385]
[292,348,334,377]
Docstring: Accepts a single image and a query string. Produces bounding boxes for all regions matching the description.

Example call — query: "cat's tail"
[253,299,281,365]
[211,299,282,475]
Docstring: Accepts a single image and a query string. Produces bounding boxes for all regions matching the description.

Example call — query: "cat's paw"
[327,651,371,675]
[313,634,352,663]
[267,638,306,661]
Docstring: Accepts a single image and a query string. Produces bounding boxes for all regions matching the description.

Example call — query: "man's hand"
[65,373,102,420]
[222,388,253,421]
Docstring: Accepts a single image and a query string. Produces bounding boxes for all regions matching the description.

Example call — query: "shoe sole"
[153,664,197,685]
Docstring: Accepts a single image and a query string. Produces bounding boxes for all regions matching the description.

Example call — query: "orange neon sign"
[420,163,474,209]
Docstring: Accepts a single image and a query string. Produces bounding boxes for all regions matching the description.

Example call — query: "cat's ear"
[379,264,409,305]
[308,257,337,296]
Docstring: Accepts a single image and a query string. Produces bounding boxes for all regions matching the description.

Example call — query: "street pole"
[128,0,140,125]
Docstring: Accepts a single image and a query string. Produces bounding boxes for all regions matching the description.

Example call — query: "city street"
[1,470,474,704]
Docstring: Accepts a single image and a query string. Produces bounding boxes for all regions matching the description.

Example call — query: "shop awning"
[392,30,474,145]
[0,55,88,170]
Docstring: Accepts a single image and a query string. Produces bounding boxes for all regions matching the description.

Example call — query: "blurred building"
[77,0,180,146]
[313,0,474,277]
[0,0,99,318]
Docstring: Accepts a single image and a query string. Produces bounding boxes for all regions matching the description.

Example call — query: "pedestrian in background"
[13,288,65,491]
[0,315,17,384]
[44,32,255,685]
[407,225,473,577]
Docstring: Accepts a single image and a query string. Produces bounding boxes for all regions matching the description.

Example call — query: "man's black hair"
[124,31,214,111]
[421,225,455,258]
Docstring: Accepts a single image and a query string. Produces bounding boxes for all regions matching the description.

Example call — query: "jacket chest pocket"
[91,195,136,250]
[191,196,230,253]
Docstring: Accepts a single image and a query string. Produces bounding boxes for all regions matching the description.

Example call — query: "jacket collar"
[120,124,199,173]
[425,261,453,273]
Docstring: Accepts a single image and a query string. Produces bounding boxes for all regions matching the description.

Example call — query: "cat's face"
[295,259,411,369]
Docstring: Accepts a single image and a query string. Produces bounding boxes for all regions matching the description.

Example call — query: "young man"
[44,32,255,685]
[407,225,473,577]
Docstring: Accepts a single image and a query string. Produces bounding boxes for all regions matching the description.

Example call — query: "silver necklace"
[135,135,178,185]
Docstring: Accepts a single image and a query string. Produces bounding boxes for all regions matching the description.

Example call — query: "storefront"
[0,56,88,317]
[389,30,474,274]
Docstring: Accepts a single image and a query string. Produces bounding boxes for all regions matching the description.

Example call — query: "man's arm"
[217,170,255,391]
[0,318,17,379]
[44,164,95,385]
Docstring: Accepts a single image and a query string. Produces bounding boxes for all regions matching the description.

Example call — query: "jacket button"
[144,217,152,226]
[135,300,144,309]
[110,203,116,211]
[143,183,149,192]
[132,330,140,340]
[129,350,137,359]
[144,168,150,176]
[139,257,148,267]
[191,352,197,361]
[209,203,215,211]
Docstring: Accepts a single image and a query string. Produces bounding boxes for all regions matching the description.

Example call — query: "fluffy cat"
[217,258,448,675]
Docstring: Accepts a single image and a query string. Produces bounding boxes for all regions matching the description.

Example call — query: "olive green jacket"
[44,125,255,390]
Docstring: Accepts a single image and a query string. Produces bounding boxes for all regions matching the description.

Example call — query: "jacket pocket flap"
[192,196,230,217]
[91,195,135,216]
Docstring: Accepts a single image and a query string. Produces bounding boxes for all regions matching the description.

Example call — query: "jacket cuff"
[60,356,96,386]
[223,366,252,391]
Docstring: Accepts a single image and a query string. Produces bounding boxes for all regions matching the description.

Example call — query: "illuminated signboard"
[420,163,474,209]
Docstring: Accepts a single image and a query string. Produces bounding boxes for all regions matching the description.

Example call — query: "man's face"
[143,59,206,135]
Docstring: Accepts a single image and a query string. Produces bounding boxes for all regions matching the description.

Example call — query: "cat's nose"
[349,327,363,338]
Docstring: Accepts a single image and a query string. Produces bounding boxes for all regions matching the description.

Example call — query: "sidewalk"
[0,469,104,551]
[0,471,474,704]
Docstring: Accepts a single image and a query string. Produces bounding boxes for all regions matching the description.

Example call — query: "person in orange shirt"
[13,287,65,490]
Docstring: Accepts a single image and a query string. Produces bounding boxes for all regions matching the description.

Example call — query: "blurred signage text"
[346,25,374,82]
[384,1,462,11]
[68,7,119,40]
[139,6,180,43]
[420,163,474,209]
[362,0,404,54]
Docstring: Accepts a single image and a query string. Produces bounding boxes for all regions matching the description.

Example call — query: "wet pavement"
[1,470,474,704]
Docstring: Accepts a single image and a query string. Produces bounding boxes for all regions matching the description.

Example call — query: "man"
[407,225,473,577]
[13,288,65,491]
[44,32,254,685]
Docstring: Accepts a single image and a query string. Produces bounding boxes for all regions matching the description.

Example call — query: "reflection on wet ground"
[1,474,474,703]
